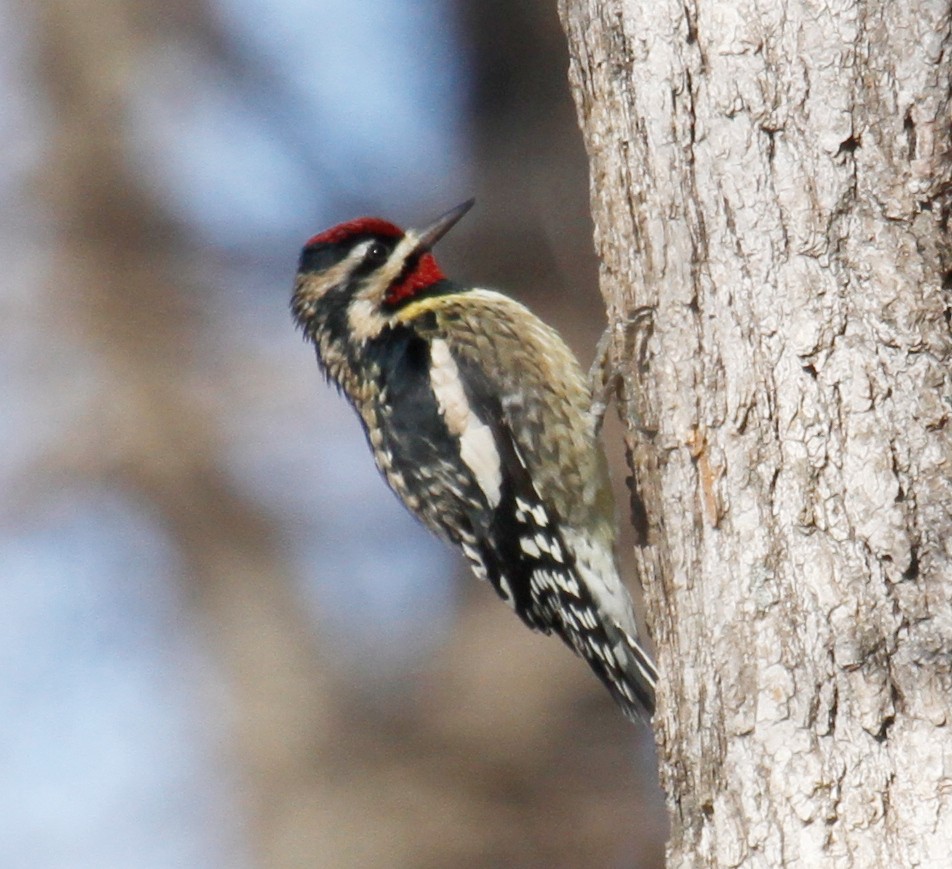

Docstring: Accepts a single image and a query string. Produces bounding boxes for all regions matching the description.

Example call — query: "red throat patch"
[384,252,446,306]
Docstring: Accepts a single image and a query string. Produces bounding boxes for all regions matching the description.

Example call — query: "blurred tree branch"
[33,0,341,862]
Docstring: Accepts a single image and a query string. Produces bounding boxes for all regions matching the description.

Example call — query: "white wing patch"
[515,497,547,526]
[520,537,541,558]
[428,338,502,507]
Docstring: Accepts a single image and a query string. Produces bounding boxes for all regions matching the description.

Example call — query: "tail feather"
[580,621,657,723]
[613,628,658,722]
[554,611,657,723]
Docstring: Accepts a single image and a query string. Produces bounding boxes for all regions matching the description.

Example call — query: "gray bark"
[559,0,952,866]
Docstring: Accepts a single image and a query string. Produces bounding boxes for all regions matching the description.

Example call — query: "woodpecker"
[291,199,657,722]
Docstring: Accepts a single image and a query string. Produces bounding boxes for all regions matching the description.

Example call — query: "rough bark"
[559,0,952,866]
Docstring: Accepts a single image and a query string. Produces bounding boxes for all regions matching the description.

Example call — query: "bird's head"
[292,199,474,343]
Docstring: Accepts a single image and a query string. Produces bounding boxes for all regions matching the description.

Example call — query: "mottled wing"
[442,336,658,718]
[382,293,657,719]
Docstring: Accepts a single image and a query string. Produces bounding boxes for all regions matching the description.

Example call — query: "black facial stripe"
[298,243,344,274]
[351,239,396,279]
[316,284,352,336]
[298,234,398,276]
[386,247,424,291]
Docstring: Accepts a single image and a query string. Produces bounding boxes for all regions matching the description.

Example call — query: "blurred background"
[1,0,665,866]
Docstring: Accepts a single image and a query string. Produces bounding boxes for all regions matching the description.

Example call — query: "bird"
[290,198,656,722]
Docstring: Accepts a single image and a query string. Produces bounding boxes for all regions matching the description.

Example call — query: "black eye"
[365,241,388,265]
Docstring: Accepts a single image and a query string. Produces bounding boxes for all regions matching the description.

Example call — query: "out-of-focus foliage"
[0,0,665,866]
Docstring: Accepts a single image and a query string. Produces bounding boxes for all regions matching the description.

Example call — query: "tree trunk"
[559,1,952,866]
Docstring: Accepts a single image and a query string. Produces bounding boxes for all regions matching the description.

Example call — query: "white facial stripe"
[429,338,502,507]
[348,296,388,342]
[346,235,394,340]
[347,235,420,340]
[371,232,420,294]
[297,240,372,308]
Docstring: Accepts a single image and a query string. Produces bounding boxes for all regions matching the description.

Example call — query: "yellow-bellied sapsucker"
[291,199,656,722]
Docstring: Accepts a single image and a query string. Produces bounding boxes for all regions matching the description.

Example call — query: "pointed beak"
[413,198,475,252]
